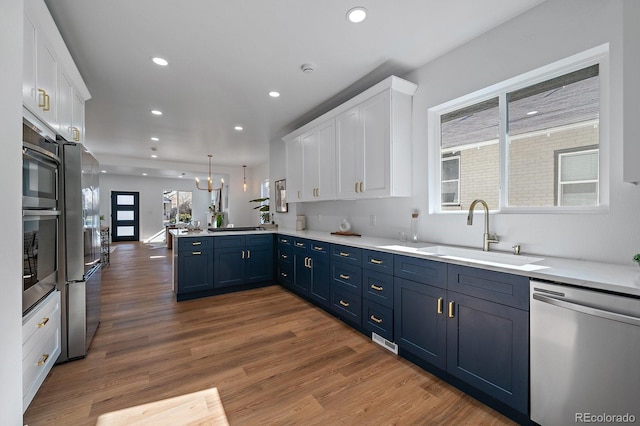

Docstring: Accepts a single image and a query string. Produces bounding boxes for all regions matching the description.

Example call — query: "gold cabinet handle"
[339,300,350,307]
[437,297,444,314]
[313,246,323,251]
[38,89,46,107]
[192,241,202,246]
[242,250,245,259]
[298,190,301,199]
[280,272,287,278]
[281,238,288,243]
[72,127,80,141]
[247,250,251,259]
[339,252,350,257]
[448,301,455,318]
[192,251,201,255]
[306,257,312,268]
[37,317,50,328]
[281,254,288,259]
[371,284,383,291]
[37,354,49,366]
[354,182,359,193]
[370,259,383,265]
[360,182,364,193]
[370,315,383,324]
[339,274,350,280]
[295,242,305,247]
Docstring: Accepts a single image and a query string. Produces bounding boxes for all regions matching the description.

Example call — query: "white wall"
[0,0,25,422]
[272,0,640,265]
[100,165,261,241]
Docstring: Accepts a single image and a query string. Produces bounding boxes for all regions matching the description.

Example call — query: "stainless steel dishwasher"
[531,280,640,425]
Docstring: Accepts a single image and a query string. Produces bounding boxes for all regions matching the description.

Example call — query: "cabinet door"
[315,120,336,200]
[36,33,58,127]
[72,91,85,143]
[214,247,244,288]
[57,72,73,140]
[309,250,331,306]
[293,251,311,294]
[394,278,447,370]
[286,138,303,202]
[301,130,317,201]
[446,291,529,414]
[360,91,391,197]
[23,13,38,110]
[178,250,214,293]
[336,106,360,199]
[246,245,273,283]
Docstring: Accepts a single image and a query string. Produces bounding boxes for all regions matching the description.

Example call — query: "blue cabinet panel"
[362,269,393,308]
[214,246,244,288]
[363,249,394,273]
[331,262,362,295]
[394,255,446,288]
[177,249,214,293]
[447,264,529,310]
[363,299,393,341]
[331,286,362,325]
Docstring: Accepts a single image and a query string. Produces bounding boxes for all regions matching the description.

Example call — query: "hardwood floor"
[24,241,516,425]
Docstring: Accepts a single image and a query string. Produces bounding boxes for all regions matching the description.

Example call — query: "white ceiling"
[44,0,546,178]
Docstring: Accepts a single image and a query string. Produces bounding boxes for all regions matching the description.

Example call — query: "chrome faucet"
[467,199,499,251]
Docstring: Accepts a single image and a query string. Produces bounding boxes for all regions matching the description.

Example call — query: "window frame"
[428,44,609,215]
[441,155,461,206]
[556,146,600,207]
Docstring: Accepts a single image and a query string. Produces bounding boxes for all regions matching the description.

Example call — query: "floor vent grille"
[371,332,398,354]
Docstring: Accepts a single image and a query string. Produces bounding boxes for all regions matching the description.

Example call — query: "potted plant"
[633,253,640,266]
[249,197,270,224]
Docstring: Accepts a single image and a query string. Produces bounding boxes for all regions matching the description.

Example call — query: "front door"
[111,191,140,242]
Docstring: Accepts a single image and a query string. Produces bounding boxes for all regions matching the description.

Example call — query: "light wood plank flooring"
[24,241,516,425]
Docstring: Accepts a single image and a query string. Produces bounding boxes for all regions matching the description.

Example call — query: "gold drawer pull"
[339,274,350,280]
[370,315,383,324]
[72,126,80,141]
[37,317,50,328]
[339,252,350,257]
[448,301,455,318]
[192,251,201,255]
[296,242,305,247]
[355,182,359,193]
[313,246,323,251]
[37,354,49,366]
[281,238,288,243]
[192,241,202,246]
[281,254,288,259]
[38,88,47,108]
[280,272,288,278]
[370,259,383,265]
[437,297,444,314]
[371,284,383,291]
[339,300,350,307]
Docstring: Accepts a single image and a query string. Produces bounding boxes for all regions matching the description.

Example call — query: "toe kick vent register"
[372,332,398,354]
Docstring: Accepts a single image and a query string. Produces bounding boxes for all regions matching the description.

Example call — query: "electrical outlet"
[369,214,376,226]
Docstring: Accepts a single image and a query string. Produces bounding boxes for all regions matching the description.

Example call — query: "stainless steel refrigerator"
[58,142,101,362]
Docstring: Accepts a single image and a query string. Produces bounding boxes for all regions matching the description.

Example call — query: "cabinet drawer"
[246,233,273,247]
[277,235,293,246]
[331,287,362,325]
[23,291,60,345]
[447,265,529,310]
[23,311,60,389]
[363,299,393,341]
[394,255,446,288]
[293,238,308,250]
[363,270,393,308]
[177,237,213,251]
[309,240,329,256]
[277,262,294,287]
[214,235,244,248]
[363,249,393,273]
[277,247,293,265]
[331,262,362,295]
[331,244,362,265]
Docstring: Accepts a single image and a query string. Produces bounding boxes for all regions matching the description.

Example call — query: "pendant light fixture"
[195,154,224,192]
[243,165,247,192]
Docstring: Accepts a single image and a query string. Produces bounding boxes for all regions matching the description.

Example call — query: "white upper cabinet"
[285,75,416,203]
[286,137,303,202]
[23,0,90,139]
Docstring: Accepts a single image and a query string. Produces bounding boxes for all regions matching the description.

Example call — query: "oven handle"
[533,293,640,327]
[23,210,60,217]
[23,143,61,165]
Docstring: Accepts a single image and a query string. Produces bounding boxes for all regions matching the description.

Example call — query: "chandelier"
[195,154,224,192]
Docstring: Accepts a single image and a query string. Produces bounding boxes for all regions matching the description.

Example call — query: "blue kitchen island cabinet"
[214,234,274,288]
[176,237,214,294]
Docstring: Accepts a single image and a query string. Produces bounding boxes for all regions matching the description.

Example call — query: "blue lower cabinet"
[214,246,245,288]
[446,290,529,414]
[214,235,273,288]
[288,238,330,308]
[177,248,214,293]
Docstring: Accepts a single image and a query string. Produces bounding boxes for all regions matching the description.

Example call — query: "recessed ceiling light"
[152,57,168,66]
[268,91,280,98]
[151,110,163,116]
[101,170,107,174]
[234,126,243,131]
[142,173,148,176]
[527,110,539,115]
[151,154,158,158]
[346,7,367,23]
[150,137,159,141]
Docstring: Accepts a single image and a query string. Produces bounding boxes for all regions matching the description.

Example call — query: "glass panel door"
[111,191,139,242]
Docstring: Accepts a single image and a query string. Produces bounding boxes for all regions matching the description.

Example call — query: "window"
[429,45,607,213]
[163,190,192,224]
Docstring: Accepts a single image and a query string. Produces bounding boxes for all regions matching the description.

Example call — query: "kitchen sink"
[417,245,546,271]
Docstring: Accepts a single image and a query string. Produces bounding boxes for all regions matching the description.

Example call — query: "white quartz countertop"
[170,228,640,297]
